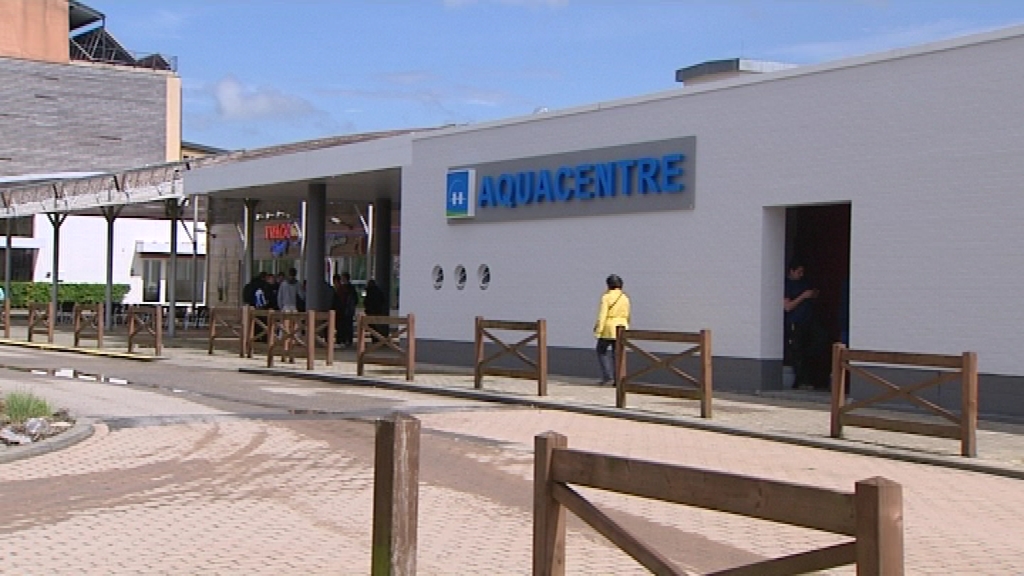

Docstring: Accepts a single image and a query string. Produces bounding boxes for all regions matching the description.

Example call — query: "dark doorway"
[0,247,37,281]
[784,204,851,385]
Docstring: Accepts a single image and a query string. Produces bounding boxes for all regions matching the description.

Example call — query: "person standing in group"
[594,274,630,386]
[277,268,300,312]
[333,272,359,348]
[252,272,269,310]
[362,278,388,342]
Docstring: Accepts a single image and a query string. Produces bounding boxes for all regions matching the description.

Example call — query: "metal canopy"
[69,0,104,32]
[0,126,437,223]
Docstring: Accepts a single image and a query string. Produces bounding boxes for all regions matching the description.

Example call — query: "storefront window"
[142,259,161,302]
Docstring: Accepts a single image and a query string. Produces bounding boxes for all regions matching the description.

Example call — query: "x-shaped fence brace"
[830,344,978,457]
[615,328,713,418]
[357,314,416,381]
[474,317,548,396]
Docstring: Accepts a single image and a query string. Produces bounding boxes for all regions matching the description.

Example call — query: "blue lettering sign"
[465,149,688,211]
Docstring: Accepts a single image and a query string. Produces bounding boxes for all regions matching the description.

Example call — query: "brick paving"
[1,333,1023,573]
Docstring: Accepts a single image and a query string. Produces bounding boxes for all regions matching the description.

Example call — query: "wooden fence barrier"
[267,310,335,370]
[614,327,713,418]
[830,343,979,457]
[357,313,416,381]
[73,303,104,348]
[1,300,9,338]
[246,309,274,358]
[26,302,54,344]
[474,316,548,396]
[208,306,250,357]
[534,431,904,576]
[127,305,163,355]
[371,413,420,576]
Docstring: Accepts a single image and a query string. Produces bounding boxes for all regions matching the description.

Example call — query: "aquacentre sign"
[446,136,695,222]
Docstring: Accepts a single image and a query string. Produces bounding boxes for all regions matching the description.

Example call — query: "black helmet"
[606,274,623,289]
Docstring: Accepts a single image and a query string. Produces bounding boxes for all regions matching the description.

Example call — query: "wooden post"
[699,329,713,419]
[306,310,315,370]
[207,308,217,355]
[239,306,250,358]
[357,313,367,376]
[73,304,82,347]
[534,432,567,576]
[406,314,416,381]
[961,351,978,457]
[371,413,421,576]
[854,477,904,576]
[266,314,277,368]
[154,305,163,355]
[474,315,484,389]
[326,310,335,366]
[831,343,847,439]
[96,304,104,348]
[537,319,548,396]
[46,301,55,343]
[614,326,627,409]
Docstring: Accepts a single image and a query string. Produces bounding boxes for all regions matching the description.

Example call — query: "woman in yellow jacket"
[594,274,630,385]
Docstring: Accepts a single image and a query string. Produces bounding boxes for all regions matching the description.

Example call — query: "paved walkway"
[1,332,1023,573]
[4,330,1024,477]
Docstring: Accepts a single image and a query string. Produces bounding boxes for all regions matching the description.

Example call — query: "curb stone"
[240,367,1024,482]
[0,418,95,464]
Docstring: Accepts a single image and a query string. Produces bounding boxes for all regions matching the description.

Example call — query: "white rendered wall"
[31,214,203,304]
[403,27,1024,377]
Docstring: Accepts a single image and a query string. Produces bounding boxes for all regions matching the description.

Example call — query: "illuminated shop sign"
[264,222,301,240]
[446,137,695,222]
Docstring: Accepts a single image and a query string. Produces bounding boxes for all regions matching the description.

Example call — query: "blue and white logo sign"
[446,169,476,219]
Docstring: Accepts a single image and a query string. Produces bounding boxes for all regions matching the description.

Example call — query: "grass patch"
[4,391,52,424]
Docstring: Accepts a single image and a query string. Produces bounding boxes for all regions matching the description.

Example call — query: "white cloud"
[214,76,321,121]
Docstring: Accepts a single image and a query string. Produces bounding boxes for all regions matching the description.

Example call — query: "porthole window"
[478,265,491,290]
[455,265,467,290]
[432,265,444,290]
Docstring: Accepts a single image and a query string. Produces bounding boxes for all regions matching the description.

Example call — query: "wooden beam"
[709,541,856,576]
[841,413,961,440]
[552,483,684,575]
[846,349,964,369]
[550,449,857,536]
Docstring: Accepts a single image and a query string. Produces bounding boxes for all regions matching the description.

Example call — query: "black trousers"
[596,338,616,383]
[787,321,828,389]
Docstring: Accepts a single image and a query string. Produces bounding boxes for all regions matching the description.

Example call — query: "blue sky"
[93,0,1024,151]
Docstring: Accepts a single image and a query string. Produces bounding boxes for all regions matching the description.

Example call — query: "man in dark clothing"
[264,273,280,311]
[784,261,825,389]
[362,278,389,341]
[242,272,266,307]
[333,272,359,347]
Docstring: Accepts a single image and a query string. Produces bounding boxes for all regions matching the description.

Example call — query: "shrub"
[4,391,52,424]
[7,282,129,307]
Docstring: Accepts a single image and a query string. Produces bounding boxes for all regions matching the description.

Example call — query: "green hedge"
[3,282,130,307]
